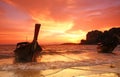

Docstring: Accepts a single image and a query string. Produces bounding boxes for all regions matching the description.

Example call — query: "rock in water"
[97,31,119,53]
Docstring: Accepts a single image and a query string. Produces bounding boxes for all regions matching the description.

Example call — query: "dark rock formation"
[97,31,119,53]
[80,27,120,45]
[80,30,103,44]
[80,27,120,53]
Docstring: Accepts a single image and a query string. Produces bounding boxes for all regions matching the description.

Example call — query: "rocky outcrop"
[80,30,103,44]
[80,27,120,53]
[80,27,120,45]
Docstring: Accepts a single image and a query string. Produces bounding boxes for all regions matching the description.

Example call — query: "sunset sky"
[0,0,120,44]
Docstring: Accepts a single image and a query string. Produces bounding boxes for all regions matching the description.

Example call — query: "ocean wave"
[0,57,120,71]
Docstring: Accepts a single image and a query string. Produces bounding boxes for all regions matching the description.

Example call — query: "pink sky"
[0,0,120,44]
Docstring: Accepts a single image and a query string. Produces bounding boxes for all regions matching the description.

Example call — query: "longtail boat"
[14,24,42,63]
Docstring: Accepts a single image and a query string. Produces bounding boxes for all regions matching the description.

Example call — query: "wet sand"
[0,63,120,77]
[0,57,120,77]
[0,45,120,77]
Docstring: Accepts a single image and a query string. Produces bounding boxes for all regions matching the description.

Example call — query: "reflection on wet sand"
[76,73,119,77]
[0,68,119,77]
[0,45,120,77]
[0,70,42,77]
[0,58,120,77]
[13,70,42,77]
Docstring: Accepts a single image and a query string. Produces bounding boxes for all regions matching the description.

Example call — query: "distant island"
[61,43,79,45]
[80,27,120,45]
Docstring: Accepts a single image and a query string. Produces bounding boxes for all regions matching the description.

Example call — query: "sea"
[0,44,120,77]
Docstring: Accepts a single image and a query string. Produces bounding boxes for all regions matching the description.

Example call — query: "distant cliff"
[80,27,120,45]
[61,43,79,45]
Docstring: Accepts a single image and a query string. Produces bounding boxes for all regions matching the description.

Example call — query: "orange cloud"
[0,0,120,44]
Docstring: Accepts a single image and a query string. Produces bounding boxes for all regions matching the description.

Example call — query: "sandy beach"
[0,60,120,77]
[0,50,120,77]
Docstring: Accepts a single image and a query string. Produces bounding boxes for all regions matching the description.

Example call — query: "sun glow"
[66,31,87,43]
[32,16,74,31]
[0,0,120,44]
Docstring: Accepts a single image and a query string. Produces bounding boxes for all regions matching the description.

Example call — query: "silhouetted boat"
[14,24,42,63]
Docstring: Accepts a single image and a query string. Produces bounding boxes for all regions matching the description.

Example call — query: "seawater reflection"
[0,66,119,77]
[0,45,120,77]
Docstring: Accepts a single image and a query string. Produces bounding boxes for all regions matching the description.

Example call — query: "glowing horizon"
[0,0,120,44]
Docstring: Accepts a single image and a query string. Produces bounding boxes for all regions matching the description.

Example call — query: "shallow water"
[0,45,120,77]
